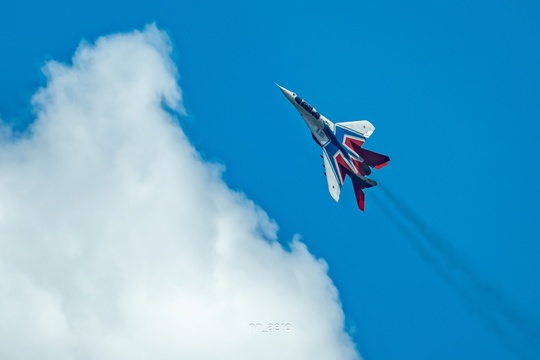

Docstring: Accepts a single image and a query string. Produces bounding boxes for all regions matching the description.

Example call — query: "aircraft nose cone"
[276,84,295,102]
[275,83,286,94]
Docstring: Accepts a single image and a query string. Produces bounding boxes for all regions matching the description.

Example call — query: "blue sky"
[1,1,539,359]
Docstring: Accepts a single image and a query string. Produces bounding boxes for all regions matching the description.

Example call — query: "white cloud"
[0,25,360,360]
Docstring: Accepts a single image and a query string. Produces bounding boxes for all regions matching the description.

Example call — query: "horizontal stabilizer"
[352,180,366,211]
[354,147,390,169]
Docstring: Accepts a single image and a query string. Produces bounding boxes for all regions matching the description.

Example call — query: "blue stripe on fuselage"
[321,125,355,185]
[324,124,350,156]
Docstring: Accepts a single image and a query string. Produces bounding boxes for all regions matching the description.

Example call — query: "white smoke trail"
[373,185,540,359]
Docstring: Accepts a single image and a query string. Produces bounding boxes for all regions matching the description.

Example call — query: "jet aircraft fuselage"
[278,85,390,211]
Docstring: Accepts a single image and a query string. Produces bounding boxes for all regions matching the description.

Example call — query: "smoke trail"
[373,185,540,359]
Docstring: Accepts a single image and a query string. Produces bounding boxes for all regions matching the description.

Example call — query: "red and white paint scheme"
[278,85,390,211]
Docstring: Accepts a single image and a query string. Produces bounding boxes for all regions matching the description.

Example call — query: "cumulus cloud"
[0,25,359,360]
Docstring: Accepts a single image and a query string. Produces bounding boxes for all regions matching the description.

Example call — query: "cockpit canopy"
[294,96,321,119]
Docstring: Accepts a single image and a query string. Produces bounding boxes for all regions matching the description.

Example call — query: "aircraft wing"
[335,120,375,139]
[334,120,390,169]
[322,149,341,202]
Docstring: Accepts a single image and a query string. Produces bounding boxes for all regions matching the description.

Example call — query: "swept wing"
[322,148,341,202]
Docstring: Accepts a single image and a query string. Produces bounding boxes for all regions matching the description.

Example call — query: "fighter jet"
[278,85,390,211]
